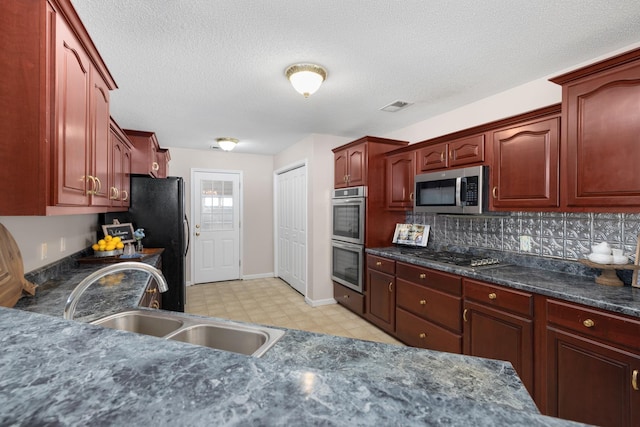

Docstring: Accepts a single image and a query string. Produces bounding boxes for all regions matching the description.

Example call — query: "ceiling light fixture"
[216,137,239,151]
[285,63,327,98]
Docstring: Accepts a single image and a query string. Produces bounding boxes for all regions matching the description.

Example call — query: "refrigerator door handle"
[184,215,190,257]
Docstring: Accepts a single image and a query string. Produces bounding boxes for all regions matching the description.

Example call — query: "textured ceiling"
[70,0,640,155]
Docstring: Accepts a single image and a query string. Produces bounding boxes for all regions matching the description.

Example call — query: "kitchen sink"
[92,310,184,337]
[91,309,285,357]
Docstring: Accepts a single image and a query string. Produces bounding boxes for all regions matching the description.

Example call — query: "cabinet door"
[366,269,395,333]
[449,134,485,167]
[416,143,448,172]
[122,147,131,208]
[90,68,111,206]
[334,148,348,188]
[385,151,415,210]
[492,117,559,209]
[546,327,640,427]
[562,62,640,209]
[463,300,534,395]
[110,134,124,207]
[347,145,367,186]
[54,15,91,206]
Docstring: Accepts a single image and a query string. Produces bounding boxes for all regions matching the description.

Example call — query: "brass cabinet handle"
[633,370,639,391]
[94,176,102,194]
[488,292,497,300]
[109,187,119,200]
[388,282,393,292]
[145,288,158,294]
[409,192,414,201]
[463,308,468,322]
[343,294,349,300]
[449,150,453,159]
[419,273,426,279]
[151,300,160,309]
[152,161,160,171]
[122,190,129,201]
[583,319,595,328]
[376,261,382,266]
[86,176,96,195]
[492,186,498,199]
[419,333,426,339]
[440,152,444,162]
[419,299,427,305]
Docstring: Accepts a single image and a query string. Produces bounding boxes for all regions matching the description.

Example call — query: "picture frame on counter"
[633,234,640,288]
[102,223,135,243]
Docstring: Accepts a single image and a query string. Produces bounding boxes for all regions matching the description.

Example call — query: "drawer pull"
[376,261,382,266]
[492,186,498,199]
[419,273,426,279]
[145,288,158,294]
[583,319,595,328]
[419,333,426,339]
[633,370,639,391]
[388,282,393,292]
[151,300,160,309]
[343,294,349,300]
[488,293,497,300]
[463,309,468,322]
[419,299,427,305]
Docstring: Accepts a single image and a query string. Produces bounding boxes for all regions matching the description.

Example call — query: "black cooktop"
[400,248,502,268]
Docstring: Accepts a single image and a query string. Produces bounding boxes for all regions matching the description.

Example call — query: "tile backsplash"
[407,212,640,261]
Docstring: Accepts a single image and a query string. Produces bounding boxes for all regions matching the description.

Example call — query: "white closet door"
[192,170,240,284]
[276,165,307,295]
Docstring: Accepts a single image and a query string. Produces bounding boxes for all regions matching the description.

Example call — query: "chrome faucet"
[63,262,169,320]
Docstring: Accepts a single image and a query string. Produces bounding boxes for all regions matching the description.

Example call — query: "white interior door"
[276,165,307,295]
[192,170,240,284]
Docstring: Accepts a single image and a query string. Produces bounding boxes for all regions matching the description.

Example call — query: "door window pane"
[200,179,234,231]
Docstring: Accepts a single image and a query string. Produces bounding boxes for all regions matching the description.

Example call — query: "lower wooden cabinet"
[139,278,162,309]
[365,269,396,333]
[333,282,364,316]
[396,308,461,353]
[545,299,640,427]
[463,279,534,395]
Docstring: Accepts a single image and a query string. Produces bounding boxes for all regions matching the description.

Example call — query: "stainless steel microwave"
[414,165,489,214]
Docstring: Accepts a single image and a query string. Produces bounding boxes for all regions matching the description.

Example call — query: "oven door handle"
[331,240,364,251]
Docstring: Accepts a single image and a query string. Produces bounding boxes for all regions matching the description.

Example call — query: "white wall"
[274,134,350,304]
[167,147,274,282]
[0,215,97,273]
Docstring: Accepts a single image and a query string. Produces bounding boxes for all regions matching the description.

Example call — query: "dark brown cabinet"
[395,262,462,353]
[125,130,162,177]
[139,278,162,309]
[334,144,366,188]
[545,299,640,427]
[385,151,415,210]
[463,279,534,395]
[551,47,640,211]
[0,0,116,215]
[109,119,132,210]
[415,134,485,173]
[491,109,560,210]
[365,255,396,334]
[334,282,364,316]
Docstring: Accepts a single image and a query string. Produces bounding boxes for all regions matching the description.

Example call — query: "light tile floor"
[186,277,403,346]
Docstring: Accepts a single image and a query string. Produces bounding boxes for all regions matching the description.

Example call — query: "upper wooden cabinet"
[108,119,132,210]
[156,149,171,178]
[551,47,640,211]
[0,0,117,215]
[491,106,561,210]
[385,151,415,210]
[416,134,485,173]
[124,130,162,177]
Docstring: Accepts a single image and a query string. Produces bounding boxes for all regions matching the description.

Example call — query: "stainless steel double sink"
[91,309,285,357]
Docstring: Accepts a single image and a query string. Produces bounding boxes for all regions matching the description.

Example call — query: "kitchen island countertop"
[1,254,588,426]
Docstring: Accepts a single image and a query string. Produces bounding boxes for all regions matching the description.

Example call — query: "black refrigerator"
[101,176,188,312]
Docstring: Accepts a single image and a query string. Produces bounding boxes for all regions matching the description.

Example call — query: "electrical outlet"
[520,235,532,252]
[60,237,66,252]
[40,243,48,260]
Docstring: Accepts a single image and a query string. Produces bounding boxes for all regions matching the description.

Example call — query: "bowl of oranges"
[92,235,125,257]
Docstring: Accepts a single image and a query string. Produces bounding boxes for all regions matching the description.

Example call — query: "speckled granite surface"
[1,308,588,426]
[368,246,640,319]
[2,254,590,425]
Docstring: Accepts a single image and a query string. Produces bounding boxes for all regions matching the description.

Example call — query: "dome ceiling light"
[285,63,327,98]
[216,137,239,151]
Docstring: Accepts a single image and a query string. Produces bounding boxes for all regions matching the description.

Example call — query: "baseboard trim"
[241,272,275,280]
[304,296,337,307]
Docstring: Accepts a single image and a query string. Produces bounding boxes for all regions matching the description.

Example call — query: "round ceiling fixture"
[285,63,327,98]
[216,137,239,151]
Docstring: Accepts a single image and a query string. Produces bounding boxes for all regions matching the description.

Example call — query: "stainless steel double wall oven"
[331,186,366,293]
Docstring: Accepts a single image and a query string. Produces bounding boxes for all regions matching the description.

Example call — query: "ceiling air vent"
[380,100,413,112]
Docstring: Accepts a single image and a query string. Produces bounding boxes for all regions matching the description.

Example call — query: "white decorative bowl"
[591,243,611,255]
[587,253,613,264]
[612,255,629,265]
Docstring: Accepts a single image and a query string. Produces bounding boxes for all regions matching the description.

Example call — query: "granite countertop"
[2,253,589,426]
[367,246,640,319]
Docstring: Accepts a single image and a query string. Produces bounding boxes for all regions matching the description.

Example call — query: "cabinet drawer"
[464,279,532,317]
[367,254,395,275]
[547,299,640,350]
[396,279,462,332]
[396,262,462,296]
[334,282,364,316]
[396,308,462,354]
